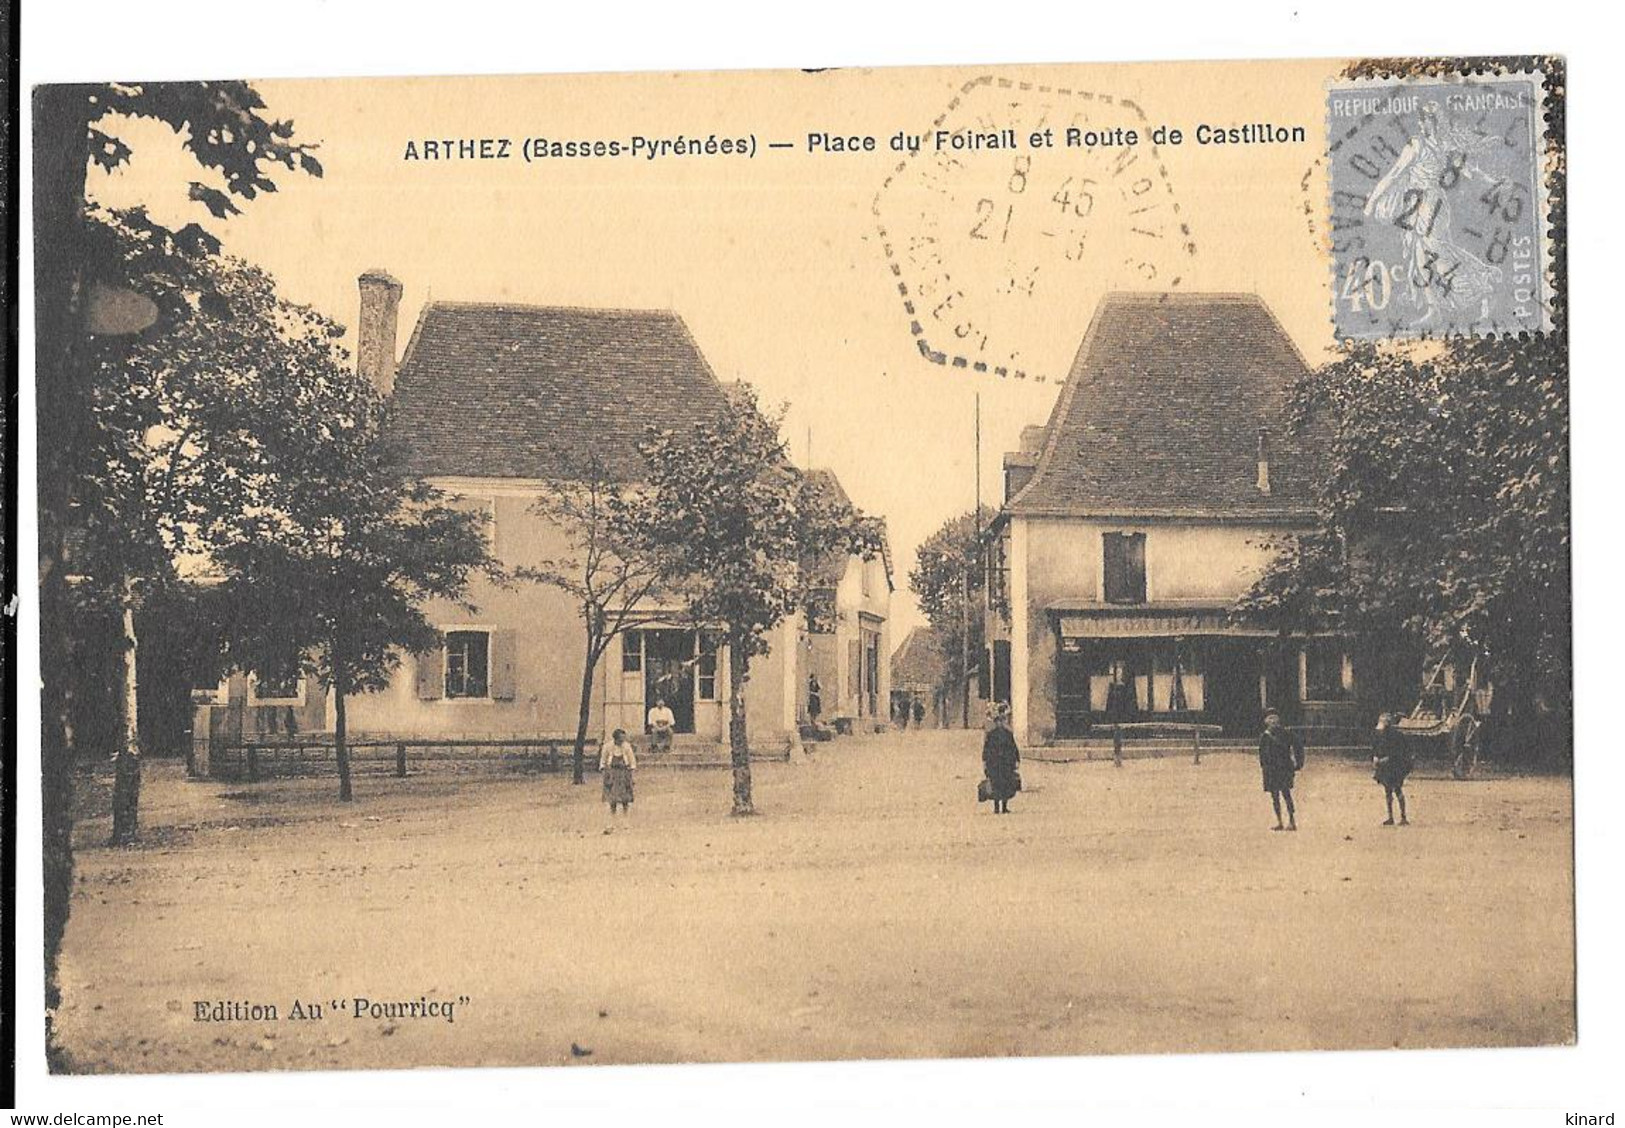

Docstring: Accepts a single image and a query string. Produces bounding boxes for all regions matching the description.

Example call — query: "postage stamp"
[1326,72,1551,339]
[872,75,1197,383]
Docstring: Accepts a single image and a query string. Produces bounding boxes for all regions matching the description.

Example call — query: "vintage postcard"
[31,56,1571,1075]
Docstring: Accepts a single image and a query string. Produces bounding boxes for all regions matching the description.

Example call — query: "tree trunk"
[572,640,598,785]
[34,84,94,1060]
[109,576,142,845]
[334,642,353,801]
[728,630,754,815]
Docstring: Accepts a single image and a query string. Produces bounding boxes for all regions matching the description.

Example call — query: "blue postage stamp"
[1326,72,1551,339]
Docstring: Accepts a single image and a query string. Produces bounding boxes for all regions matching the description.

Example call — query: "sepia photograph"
[23,48,1576,1091]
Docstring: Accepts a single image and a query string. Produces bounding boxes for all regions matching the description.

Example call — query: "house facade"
[203,270,885,756]
[985,292,1364,747]
[797,470,894,732]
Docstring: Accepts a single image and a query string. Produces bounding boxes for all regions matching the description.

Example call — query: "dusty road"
[54,730,1574,1073]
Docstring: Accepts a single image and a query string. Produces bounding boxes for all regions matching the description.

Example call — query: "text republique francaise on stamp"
[1327,72,1552,340]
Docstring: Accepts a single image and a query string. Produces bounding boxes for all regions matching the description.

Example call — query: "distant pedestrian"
[807,674,823,724]
[600,728,637,815]
[981,702,1021,814]
[1372,712,1413,826]
[647,697,675,753]
[912,697,925,729]
[1258,708,1305,831]
[895,696,909,730]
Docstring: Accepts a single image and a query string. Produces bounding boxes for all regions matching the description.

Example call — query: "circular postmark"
[872,75,1197,383]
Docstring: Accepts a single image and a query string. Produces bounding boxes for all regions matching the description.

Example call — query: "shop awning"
[1050,604,1277,639]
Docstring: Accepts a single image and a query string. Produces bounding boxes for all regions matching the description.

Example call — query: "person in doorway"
[600,728,637,815]
[646,698,676,754]
[807,674,823,725]
[1259,708,1305,831]
[982,702,1022,814]
[912,697,926,729]
[1372,712,1413,826]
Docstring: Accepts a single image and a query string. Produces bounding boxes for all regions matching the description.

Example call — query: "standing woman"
[982,702,1022,815]
[600,727,637,816]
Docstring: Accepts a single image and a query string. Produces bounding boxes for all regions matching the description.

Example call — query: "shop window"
[445,630,490,699]
[622,629,643,673]
[1304,640,1351,701]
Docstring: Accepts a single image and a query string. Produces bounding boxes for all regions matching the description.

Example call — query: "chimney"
[357,269,403,397]
[1256,428,1272,496]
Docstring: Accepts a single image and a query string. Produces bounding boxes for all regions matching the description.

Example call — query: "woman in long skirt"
[600,728,637,815]
[982,703,1022,814]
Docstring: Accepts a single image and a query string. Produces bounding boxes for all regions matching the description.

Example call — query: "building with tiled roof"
[985,293,1362,746]
[329,272,817,752]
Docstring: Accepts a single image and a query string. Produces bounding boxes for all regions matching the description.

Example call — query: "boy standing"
[1259,709,1305,831]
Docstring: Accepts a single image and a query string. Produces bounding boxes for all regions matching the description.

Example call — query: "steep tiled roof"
[386,302,731,481]
[1009,293,1324,517]
[803,469,894,591]
[891,626,947,689]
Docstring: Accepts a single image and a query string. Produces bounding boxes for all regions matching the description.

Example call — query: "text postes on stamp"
[873,76,1196,383]
[1326,72,1551,340]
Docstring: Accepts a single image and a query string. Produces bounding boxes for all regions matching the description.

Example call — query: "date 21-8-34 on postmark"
[1326,72,1552,340]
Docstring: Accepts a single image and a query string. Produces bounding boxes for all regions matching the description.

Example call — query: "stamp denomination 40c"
[1326,72,1552,339]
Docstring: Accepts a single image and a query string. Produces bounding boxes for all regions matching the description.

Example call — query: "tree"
[71,208,348,843]
[910,506,996,725]
[628,385,879,814]
[1235,335,1569,753]
[34,82,320,1057]
[216,377,499,802]
[520,456,664,785]
[1237,54,1568,758]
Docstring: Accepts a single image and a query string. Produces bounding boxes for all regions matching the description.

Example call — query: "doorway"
[642,629,696,734]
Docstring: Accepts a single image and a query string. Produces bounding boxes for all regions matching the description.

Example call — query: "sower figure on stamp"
[982,702,1022,815]
[1259,708,1305,831]
[646,697,675,754]
[1372,711,1414,826]
[601,727,637,816]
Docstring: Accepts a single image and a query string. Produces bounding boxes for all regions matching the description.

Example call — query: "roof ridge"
[422,299,684,319]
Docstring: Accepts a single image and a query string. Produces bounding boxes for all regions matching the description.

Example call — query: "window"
[1102,532,1147,604]
[622,629,643,673]
[697,632,721,700]
[445,631,490,699]
[251,665,302,704]
[986,533,1011,616]
[1303,640,1351,701]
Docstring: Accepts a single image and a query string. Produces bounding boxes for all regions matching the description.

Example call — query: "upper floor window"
[445,630,490,699]
[1102,532,1147,604]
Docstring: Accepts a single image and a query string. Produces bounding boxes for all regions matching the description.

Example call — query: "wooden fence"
[211,736,600,782]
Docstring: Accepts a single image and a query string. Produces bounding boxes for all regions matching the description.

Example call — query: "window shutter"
[415,647,445,700]
[491,630,518,701]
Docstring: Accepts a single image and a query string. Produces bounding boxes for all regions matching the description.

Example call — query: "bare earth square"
[54,731,1574,1073]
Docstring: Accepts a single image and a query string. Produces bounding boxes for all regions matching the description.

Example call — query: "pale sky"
[88,60,1346,647]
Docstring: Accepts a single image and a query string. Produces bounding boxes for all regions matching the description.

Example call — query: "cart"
[1396,656,1488,779]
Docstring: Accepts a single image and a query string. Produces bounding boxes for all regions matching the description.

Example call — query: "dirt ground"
[53,730,1575,1074]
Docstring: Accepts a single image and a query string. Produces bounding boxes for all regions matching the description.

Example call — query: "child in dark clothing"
[1372,712,1413,826]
